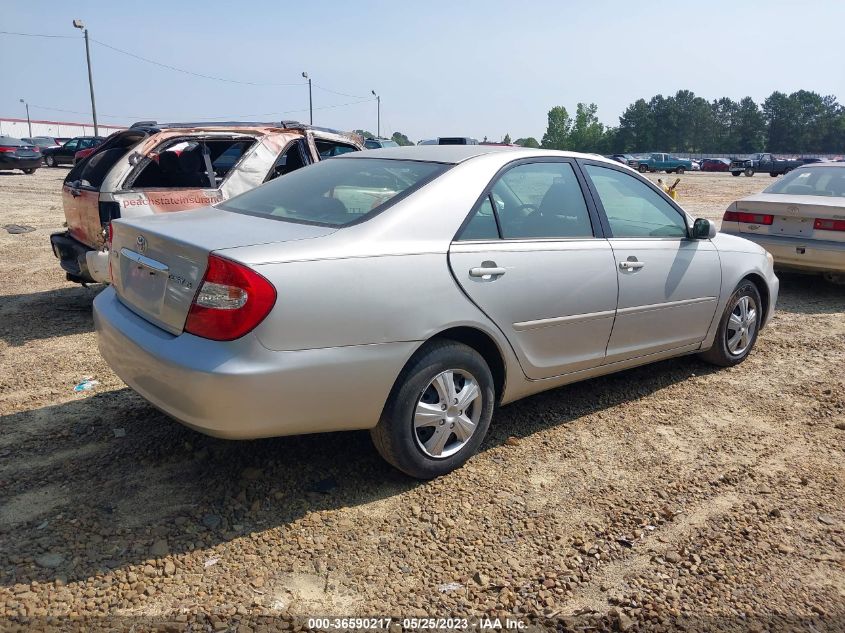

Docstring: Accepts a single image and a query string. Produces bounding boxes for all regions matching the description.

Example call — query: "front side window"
[220,158,448,227]
[764,166,845,197]
[491,162,593,239]
[584,164,688,238]
[64,139,79,152]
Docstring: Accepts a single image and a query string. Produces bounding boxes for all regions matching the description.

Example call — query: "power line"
[89,38,307,87]
[27,97,377,123]
[313,84,370,100]
[0,30,76,39]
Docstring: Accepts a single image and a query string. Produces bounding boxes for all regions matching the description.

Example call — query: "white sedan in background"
[722,163,845,283]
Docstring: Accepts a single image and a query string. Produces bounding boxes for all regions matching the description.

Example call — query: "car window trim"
[452,156,605,243]
[576,158,692,240]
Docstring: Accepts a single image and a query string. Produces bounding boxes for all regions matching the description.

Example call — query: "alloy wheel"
[726,295,757,356]
[413,369,482,459]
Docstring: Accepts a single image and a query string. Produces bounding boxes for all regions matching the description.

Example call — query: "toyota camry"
[94,146,779,478]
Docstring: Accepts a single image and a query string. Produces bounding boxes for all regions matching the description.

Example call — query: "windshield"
[764,166,845,197]
[219,158,449,227]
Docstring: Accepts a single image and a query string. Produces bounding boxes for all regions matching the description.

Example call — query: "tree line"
[523,90,845,155]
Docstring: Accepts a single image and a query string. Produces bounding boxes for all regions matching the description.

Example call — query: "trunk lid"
[110,207,336,334]
[733,193,845,243]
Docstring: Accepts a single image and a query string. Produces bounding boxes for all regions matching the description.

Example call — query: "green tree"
[354,129,375,140]
[733,97,765,153]
[617,99,653,152]
[541,106,572,150]
[503,133,512,144]
[391,131,413,146]
[515,137,540,148]
[568,103,605,152]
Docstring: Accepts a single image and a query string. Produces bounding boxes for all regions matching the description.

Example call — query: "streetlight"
[73,19,98,136]
[371,90,380,138]
[302,72,312,125]
[19,99,31,137]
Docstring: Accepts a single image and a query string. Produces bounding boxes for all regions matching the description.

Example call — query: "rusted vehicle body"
[50,121,363,284]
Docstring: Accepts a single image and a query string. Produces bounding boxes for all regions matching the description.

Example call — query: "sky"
[2,1,844,142]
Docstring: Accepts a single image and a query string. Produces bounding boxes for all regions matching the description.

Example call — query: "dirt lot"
[0,168,843,632]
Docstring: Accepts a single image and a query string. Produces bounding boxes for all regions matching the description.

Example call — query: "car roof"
[338,144,523,163]
[338,144,624,166]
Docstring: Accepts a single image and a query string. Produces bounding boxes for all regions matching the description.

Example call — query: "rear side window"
[457,196,499,240]
[220,158,448,227]
[584,165,687,238]
[493,162,593,239]
[316,139,359,158]
[128,138,257,189]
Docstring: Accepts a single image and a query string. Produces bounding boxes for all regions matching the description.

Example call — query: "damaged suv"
[50,121,363,284]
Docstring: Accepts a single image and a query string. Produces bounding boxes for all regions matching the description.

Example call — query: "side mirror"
[691,218,717,239]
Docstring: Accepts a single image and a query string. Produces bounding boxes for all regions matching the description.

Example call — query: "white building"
[0,117,126,140]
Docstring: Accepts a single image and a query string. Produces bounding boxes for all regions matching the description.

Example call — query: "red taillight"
[0,146,15,153]
[814,218,845,232]
[723,211,774,225]
[184,254,276,341]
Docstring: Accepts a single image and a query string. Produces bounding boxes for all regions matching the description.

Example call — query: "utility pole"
[371,90,380,138]
[73,19,99,136]
[19,99,31,137]
[302,72,312,125]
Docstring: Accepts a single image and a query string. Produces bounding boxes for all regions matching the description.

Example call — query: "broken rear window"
[127,137,257,189]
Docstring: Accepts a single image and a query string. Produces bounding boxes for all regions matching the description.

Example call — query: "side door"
[448,159,618,379]
[59,139,79,164]
[581,160,721,361]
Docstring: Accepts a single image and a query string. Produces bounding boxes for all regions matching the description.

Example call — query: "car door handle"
[469,266,506,277]
[70,189,81,198]
[619,261,645,270]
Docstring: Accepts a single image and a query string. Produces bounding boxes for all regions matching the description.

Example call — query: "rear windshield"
[765,166,845,197]
[219,158,448,227]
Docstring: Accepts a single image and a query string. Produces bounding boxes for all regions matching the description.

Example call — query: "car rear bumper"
[50,231,97,283]
[0,155,41,169]
[722,231,845,273]
[93,287,418,439]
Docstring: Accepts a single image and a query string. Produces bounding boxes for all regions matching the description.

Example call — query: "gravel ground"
[0,168,843,632]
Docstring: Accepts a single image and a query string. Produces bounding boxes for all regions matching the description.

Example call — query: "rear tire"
[371,340,494,479]
[22,168,36,174]
[45,155,56,167]
[700,280,763,367]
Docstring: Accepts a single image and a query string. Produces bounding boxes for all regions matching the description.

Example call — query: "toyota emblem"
[136,235,147,254]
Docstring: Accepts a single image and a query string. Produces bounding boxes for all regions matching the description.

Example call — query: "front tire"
[700,280,762,367]
[371,340,494,479]
[744,167,755,177]
[638,164,649,173]
[22,168,36,174]
[732,171,741,177]
[676,166,686,174]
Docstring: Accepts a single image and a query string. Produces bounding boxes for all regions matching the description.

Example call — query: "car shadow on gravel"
[0,350,721,589]
[0,285,103,346]
[774,272,844,314]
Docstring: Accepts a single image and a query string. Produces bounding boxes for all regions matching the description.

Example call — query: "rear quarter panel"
[249,253,512,353]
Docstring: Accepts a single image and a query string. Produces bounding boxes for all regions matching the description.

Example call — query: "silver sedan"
[94,146,779,478]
